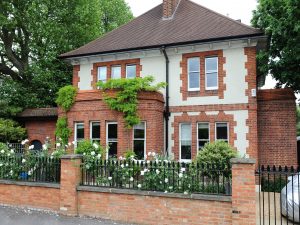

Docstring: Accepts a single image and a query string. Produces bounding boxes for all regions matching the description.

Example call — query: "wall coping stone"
[0,179,60,189]
[61,154,83,159]
[77,186,232,202]
[230,158,256,164]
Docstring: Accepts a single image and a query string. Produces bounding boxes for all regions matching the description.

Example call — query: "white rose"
[0,164,3,167]
[147,152,152,156]
[83,153,86,156]
[151,152,156,157]
[97,154,101,159]
[140,171,145,176]
[93,143,99,149]
[120,164,124,168]
[56,143,61,147]
[108,177,112,181]
[138,184,142,189]
[119,156,124,160]
[24,139,29,144]
[165,178,168,183]
[7,153,10,156]
[10,149,14,154]
[29,145,34,150]
[0,150,4,154]
[9,170,13,175]
[179,173,183,178]
[156,169,160,175]
[184,191,188,195]
[42,144,47,150]
[125,164,128,167]
[91,151,95,156]
[164,191,168,193]
[181,168,186,172]
[28,170,32,176]
[72,141,76,145]
[130,177,134,182]
[22,159,26,163]
[68,142,72,146]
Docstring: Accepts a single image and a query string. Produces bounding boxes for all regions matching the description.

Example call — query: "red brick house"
[20,0,297,166]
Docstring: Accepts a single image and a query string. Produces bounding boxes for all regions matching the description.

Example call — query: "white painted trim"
[106,122,118,159]
[90,121,100,143]
[215,122,229,142]
[197,122,210,153]
[205,56,218,90]
[179,123,192,162]
[132,122,146,160]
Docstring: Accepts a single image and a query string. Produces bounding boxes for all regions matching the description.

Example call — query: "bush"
[55,117,71,145]
[196,141,238,166]
[55,85,77,112]
[0,119,26,143]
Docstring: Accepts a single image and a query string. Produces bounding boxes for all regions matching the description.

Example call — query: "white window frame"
[74,122,84,148]
[97,66,107,83]
[106,122,118,159]
[197,122,210,152]
[187,57,200,91]
[90,121,100,143]
[111,65,122,79]
[205,57,218,90]
[179,123,192,162]
[215,122,229,142]
[133,122,146,160]
[126,64,137,79]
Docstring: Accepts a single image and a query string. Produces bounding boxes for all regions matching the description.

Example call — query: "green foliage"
[297,106,300,136]
[56,85,77,111]
[98,76,166,128]
[252,0,300,92]
[55,117,71,145]
[0,119,26,143]
[196,141,238,166]
[0,0,133,108]
[124,150,136,160]
[261,177,287,193]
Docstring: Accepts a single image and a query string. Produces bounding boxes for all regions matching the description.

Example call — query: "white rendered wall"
[78,63,93,90]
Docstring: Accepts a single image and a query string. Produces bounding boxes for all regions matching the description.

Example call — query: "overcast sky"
[124,0,297,95]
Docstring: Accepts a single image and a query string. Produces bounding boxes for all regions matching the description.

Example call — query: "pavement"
[0,205,133,225]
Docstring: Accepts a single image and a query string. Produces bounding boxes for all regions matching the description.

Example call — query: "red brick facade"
[24,120,56,145]
[63,90,164,157]
[257,89,297,166]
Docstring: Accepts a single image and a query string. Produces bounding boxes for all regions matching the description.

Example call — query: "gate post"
[60,155,82,216]
[231,158,256,225]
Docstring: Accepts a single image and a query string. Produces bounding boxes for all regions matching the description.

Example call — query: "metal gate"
[256,166,300,225]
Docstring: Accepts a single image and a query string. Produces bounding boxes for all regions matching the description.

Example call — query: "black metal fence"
[8,143,25,154]
[256,165,300,225]
[0,155,60,183]
[81,160,232,195]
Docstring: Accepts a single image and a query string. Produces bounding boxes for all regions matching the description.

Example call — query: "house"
[21,0,297,166]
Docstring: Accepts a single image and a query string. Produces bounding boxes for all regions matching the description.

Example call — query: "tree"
[0,0,133,109]
[252,0,300,92]
[0,118,26,143]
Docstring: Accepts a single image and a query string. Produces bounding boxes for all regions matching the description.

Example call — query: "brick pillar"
[231,158,256,225]
[60,155,82,216]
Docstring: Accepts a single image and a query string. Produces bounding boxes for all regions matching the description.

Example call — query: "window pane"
[181,124,191,140]
[180,124,191,160]
[189,72,200,89]
[198,123,209,139]
[126,65,136,78]
[134,140,144,160]
[111,66,121,79]
[188,58,200,71]
[206,57,218,71]
[108,142,117,158]
[134,122,145,139]
[198,141,208,149]
[206,72,218,88]
[181,144,191,160]
[98,67,107,81]
[91,122,100,139]
[76,124,84,139]
[108,124,117,139]
[216,123,228,140]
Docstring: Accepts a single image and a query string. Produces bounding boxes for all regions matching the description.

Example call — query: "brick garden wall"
[257,89,297,166]
[24,119,57,144]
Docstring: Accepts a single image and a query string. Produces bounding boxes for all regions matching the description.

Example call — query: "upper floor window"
[205,57,218,90]
[90,121,100,143]
[133,122,146,160]
[111,65,121,79]
[98,66,107,83]
[198,123,210,150]
[216,122,229,142]
[180,123,192,161]
[126,64,137,78]
[188,57,200,91]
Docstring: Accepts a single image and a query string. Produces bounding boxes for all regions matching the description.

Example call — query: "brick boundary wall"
[0,156,256,225]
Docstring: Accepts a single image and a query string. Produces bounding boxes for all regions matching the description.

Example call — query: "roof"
[60,0,263,59]
[18,108,58,118]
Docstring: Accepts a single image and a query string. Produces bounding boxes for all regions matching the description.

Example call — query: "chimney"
[163,0,181,19]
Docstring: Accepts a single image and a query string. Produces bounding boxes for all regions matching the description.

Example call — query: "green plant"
[55,117,71,145]
[0,119,26,143]
[55,85,77,112]
[97,76,166,128]
[124,150,136,160]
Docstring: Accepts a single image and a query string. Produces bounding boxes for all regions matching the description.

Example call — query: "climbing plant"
[55,85,77,112]
[97,76,166,128]
[55,117,72,145]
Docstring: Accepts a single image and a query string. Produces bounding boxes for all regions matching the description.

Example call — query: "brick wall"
[257,89,297,166]
[24,119,56,144]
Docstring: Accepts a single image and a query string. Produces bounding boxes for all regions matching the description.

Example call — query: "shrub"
[0,119,26,143]
[55,117,71,145]
[196,141,238,166]
[55,85,77,112]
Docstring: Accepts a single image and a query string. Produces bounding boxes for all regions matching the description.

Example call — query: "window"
[198,123,210,150]
[180,123,192,161]
[98,66,107,83]
[126,65,137,78]
[106,122,118,158]
[90,122,100,143]
[188,57,200,91]
[133,122,146,160]
[216,122,229,142]
[75,123,84,146]
[205,57,218,90]
[111,65,121,79]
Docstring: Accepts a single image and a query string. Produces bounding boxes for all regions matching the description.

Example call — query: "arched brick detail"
[172,111,237,160]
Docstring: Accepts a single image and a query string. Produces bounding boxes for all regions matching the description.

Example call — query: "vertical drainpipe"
[161,46,170,157]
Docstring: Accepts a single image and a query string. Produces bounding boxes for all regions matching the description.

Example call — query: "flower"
[72,141,76,145]
[56,143,61,147]
[42,144,47,150]
[85,164,90,169]
[93,143,99,149]
[28,170,32,176]
[68,142,72,146]
[22,159,26,163]
[164,191,168,193]
[7,153,10,156]
[184,191,188,195]
[151,152,156,157]
[147,152,152,156]
[0,164,3,167]
[169,186,173,190]
[10,149,14,154]
[137,184,142,189]
[125,164,129,167]
[83,153,86,156]
[130,177,134,182]
[178,173,183,178]
[97,154,101,159]
[0,150,4,154]
[108,177,112,181]
[91,151,96,156]
[165,178,169,183]
[28,145,34,150]
[140,171,145,176]
[156,169,160,175]
[121,164,124,168]
[9,170,13,175]
[143,168,149,173]
[119,156,124,160]
[181,168,186,172]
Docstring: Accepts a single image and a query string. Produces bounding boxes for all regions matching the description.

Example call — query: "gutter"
[161,47,170,157]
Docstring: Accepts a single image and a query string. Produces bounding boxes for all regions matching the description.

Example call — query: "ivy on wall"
[55,117,71,145]
[97,76,166,128]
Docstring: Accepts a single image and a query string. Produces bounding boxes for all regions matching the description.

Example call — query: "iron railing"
[0,155,60,183]
[81,160,232,195]
[8,143,25,154]
[256,165,300,225]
